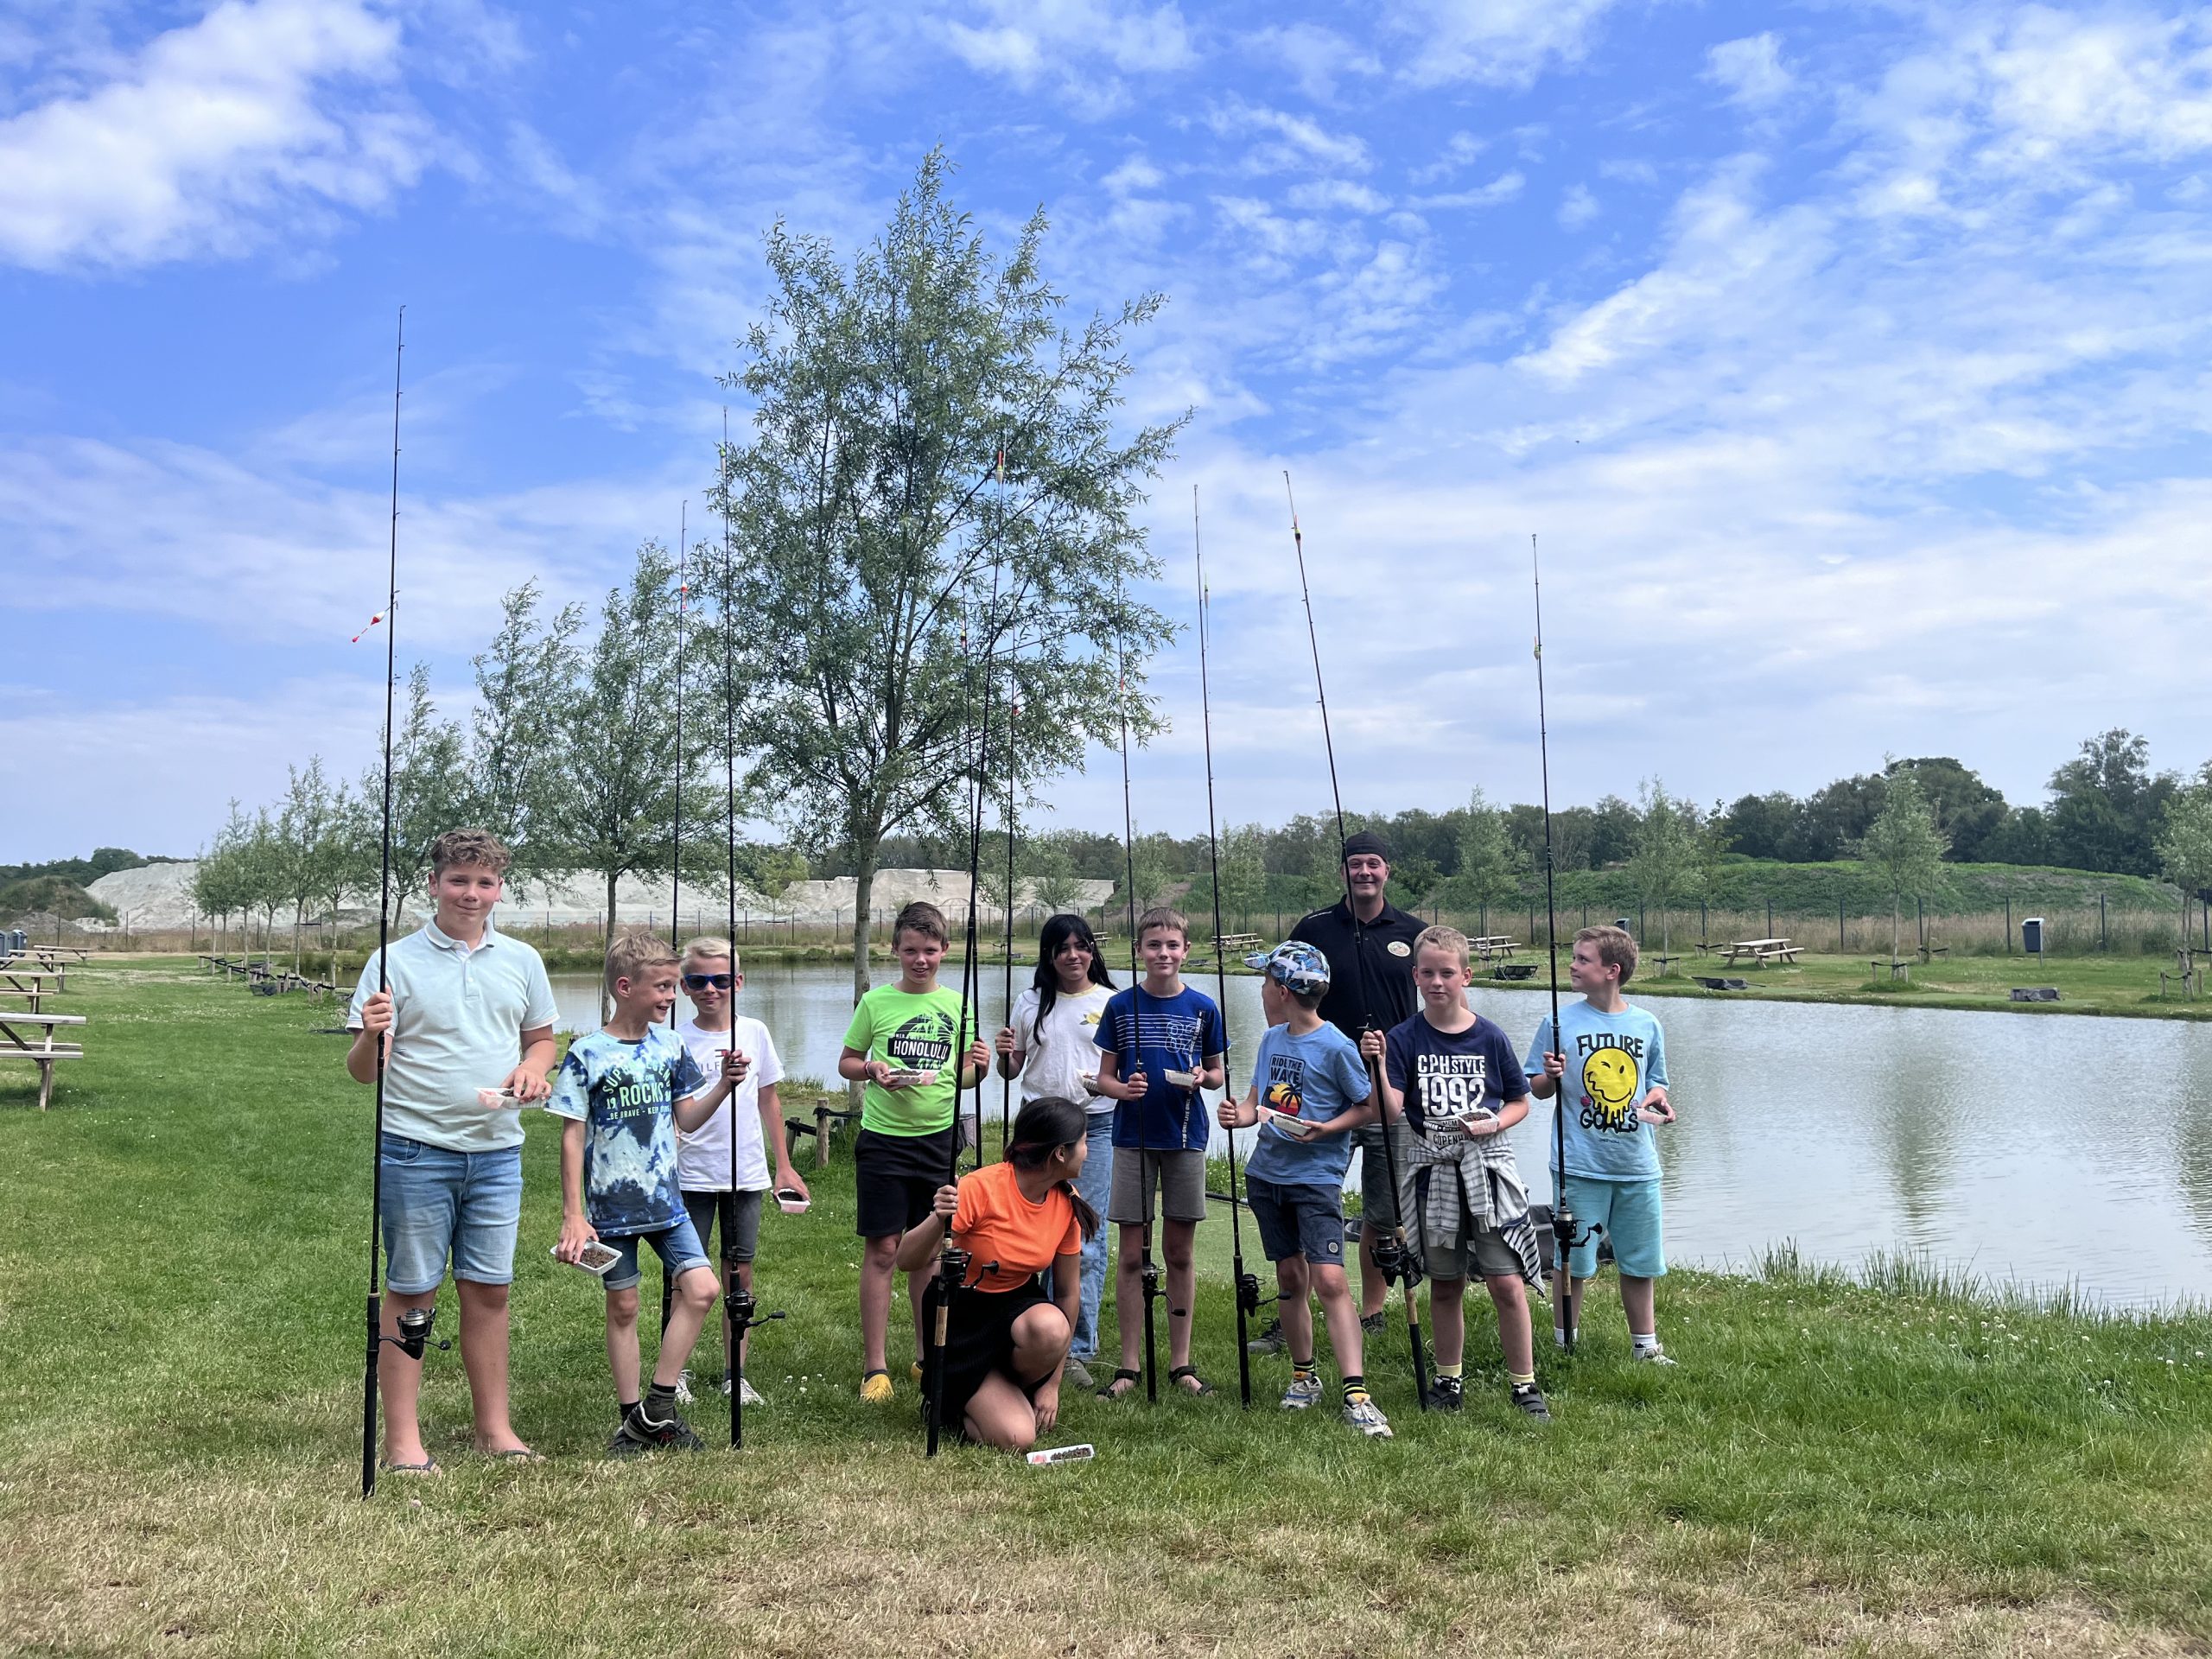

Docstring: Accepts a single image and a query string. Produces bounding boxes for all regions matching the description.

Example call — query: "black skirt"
[937,1277,1052,1434]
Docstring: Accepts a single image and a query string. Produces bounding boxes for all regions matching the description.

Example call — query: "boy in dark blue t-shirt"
[1363,925,1549,1421]
[1094,907,1226,1399]
[1219,940,1390,1440]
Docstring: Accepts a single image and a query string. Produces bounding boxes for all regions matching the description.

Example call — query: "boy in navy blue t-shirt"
[1363,925,1549,1420]
[1219,940,1391,1440]
[1094,907,1226,1399]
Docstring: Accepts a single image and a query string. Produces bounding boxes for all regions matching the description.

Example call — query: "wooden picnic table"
[0,984,48,1014]
[0,1009,86,1109]
[1,967,65,995]
[22,944,90,964]
[1718,938,1802,967]
[1211,932,1262,955]
[1471,935,1521,960]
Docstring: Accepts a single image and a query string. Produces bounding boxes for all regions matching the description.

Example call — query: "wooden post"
[2005,898,2012,954]
[1838,895,1846,952]
[816,1102,832,1169]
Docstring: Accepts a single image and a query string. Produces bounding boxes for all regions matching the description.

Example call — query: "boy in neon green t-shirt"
[837,900,988,1402]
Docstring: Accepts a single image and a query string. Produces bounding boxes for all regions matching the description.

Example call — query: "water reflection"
[551,964,2212,1308]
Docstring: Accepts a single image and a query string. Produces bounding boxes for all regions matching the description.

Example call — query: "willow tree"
[715,151,1181,1008]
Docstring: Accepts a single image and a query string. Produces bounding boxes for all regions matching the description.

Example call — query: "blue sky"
[6,0,2212,861]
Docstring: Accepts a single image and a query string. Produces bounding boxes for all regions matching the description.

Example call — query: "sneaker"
[1510,1382,1553,1421]
[910,1360,926,1383]
[1279,1370,1325,1411]
[1427,1376,1465,1413]
[721,1375,764,1405]
[1360,1311,1388,1336]
[1064,1356,1095,1391]
[1246,1318,1287,1356]
[1632,1343,1679,1367]
[1342,1392,1395,1439]
[860,1370,894,1404]
[609,1405,703,1457]
[674,1370,695,1407]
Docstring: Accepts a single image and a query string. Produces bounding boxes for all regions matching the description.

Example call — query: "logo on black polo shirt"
[1386,940,1411,956]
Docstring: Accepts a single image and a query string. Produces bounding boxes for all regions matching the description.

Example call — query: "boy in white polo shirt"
[347,828,558,1473]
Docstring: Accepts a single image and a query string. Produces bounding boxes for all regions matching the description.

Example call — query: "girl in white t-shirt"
[993,913,1116,1385]
[672,938,810,1406]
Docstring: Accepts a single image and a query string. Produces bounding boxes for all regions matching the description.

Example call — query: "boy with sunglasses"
[673,938,808,1405]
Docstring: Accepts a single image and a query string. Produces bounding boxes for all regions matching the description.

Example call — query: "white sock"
[1631,1331,1661,1355]
[1553,1325,1567,1349]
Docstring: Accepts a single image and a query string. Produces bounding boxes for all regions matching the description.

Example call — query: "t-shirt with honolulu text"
[545,1026,709,1236]
[674,1014,785,1192]
[1096,982,1226,1152]
[842,984,977,1138]
[1008,983,1114,1116]
[1384,1011,1529,1143]
[1243,1020,1370,1187]
[954,1159,1083,1293]
[1524,1001,1669,1182]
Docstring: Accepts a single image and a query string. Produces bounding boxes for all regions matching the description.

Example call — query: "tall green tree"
[1215,823,1268,934]
[468,580,583,895]
[1627,779,1697,964]
[193,803,255,954]
[1693,798,1730,942]
[1453,785,1526,935]
[359,664,469,927]
[1025,831,1088,919]
[715,150,1182,1008]
[1858,772,1949,963]
[2049,728,2177,877]
[274,758,335,974]
[546,543,724,970]
[2155,785,2212,950]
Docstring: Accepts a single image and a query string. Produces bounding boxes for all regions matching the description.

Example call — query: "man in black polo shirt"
[1289,830,1426,1330]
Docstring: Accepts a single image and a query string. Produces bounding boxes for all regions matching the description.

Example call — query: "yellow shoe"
[860,1370,894,1404]
[910,1361,925,1383]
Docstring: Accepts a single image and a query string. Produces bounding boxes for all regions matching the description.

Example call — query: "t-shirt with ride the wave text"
[1523,1000,1669,1182]
[842,983,977,1138]
[545,1026,709,1236]
[1096,982,1225,1153]
[1242,1020,1370,1186]
[1383,1012,1529,1143]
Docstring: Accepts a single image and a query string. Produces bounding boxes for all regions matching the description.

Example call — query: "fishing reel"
[378,1305,451,1363]
[1372,1232,1424,1297]
[1234,1268,1271,1318]
[726,1285,786,1341]
[1140,1252,1164,1304]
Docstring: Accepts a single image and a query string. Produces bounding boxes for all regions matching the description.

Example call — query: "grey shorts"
[1109,1147,1207,1225]
[683,1187,765,1266]
[1409,1202,1522,1282]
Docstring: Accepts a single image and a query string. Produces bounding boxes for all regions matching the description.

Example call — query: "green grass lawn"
[4,962,2211,1656]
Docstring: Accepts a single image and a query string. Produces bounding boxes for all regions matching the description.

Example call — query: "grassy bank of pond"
[3,962,2209,1654]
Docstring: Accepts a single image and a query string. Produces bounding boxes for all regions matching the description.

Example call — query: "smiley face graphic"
[1581,1048,1639,1130]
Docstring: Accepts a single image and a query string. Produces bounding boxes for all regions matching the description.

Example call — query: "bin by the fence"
[2023,916,2046,956]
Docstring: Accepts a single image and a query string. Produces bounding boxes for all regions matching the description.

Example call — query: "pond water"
[550,965,2212,1311]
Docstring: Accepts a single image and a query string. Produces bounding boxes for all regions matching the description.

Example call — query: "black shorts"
[854,1124,957,1239]
[938,1277,1053,1433]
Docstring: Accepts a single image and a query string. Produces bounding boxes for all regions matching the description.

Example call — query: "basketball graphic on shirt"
[1581,1047,1639,1131]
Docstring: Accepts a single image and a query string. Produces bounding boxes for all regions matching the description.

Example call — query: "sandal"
[486,1446,545,1463]
[1096,1367,1141,1400]
[1168,1365,1215,1397]
[378,1457,442,1477]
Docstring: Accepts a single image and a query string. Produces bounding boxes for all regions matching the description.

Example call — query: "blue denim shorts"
[1562,1174,1666,1280]
[1247,1175,1345,1268]
[601,1215,711,1293]
[378,1133,524,1294]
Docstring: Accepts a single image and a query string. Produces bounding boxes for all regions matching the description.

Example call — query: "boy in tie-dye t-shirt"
[549,935,739,1456]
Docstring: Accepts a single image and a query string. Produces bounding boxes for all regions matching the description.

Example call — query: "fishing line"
[1531,533,1581,1354]
[1283,471,1430,1411]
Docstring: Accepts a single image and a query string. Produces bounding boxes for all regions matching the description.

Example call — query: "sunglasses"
[681,973,734,991]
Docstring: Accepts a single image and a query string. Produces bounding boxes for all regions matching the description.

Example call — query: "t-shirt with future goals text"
[1523,1000,1668,1183]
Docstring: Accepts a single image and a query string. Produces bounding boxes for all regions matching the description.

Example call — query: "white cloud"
[1411,170,1524,210]
[1411,130,1486,184]
[1706,32,1795,110]
[0,0,429,270]
[1557,182,1599,227]
[1287,179,1389,213]
[1206,97,1372,173]
[1103,155,1164,194]
[1389,0,1620,89]
[1250,22,1381,102]
[934,0,1192,101]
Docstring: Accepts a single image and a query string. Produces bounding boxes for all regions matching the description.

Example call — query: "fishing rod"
[1194,487,1259,1410]
[927,551,1004,1458]
[361,308,446,1497]
[1284,472,1429,1412]
[1112,601,1160,1402]
[997,448,1019,1163]
[1531,533,1581,1354]
[662,500,685,1347]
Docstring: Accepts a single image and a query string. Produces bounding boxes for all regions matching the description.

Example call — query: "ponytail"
[1006,1095,1102,1241]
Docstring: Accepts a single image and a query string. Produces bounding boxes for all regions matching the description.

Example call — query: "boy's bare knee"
[861,1236,899,1269]
[455,1279,508,1311]
[681,1268,719,1312]
[606,1287,640,1324]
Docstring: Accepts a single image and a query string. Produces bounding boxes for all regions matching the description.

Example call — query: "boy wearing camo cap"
[1216,940,1392,1440]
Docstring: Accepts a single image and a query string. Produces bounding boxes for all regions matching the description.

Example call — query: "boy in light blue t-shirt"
[1217,941,1390,1440]
[1525,925,1675,1363]
[550,934,741,1456]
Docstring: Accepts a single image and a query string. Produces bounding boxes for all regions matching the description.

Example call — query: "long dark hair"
[1029,912,1114,1047]
[1006,1095,1101,1240]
